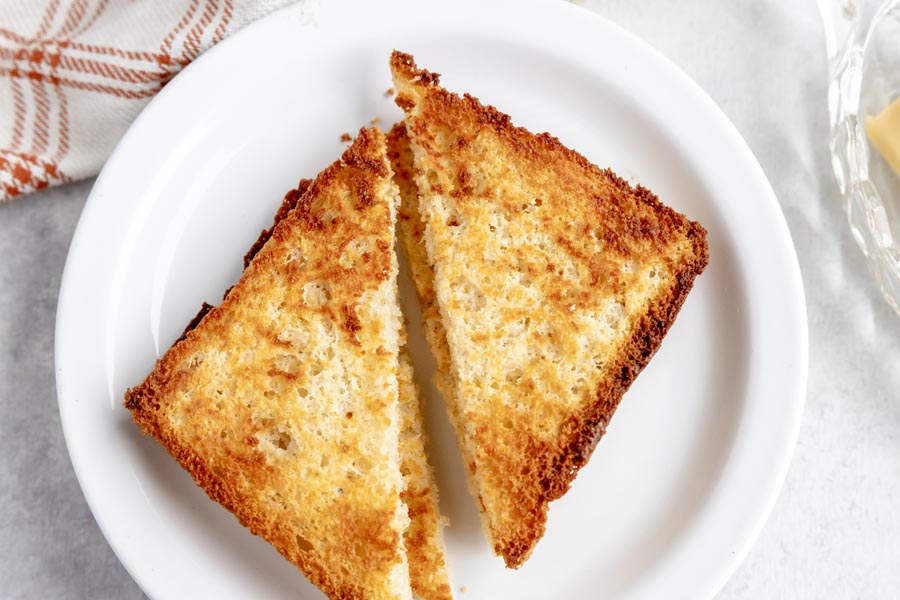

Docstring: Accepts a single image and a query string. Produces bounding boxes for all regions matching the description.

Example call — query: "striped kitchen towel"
[0,0,295,203]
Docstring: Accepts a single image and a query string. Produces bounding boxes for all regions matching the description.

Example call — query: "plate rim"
[54,1,808,598]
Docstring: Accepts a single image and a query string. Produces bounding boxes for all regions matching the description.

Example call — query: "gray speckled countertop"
[2,1,899,598]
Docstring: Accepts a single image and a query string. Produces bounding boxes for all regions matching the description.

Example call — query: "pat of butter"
[866,96,900,176]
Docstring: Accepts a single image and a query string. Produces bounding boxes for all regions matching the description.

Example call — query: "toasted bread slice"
[125,128,413,600]
[390,52,710,568]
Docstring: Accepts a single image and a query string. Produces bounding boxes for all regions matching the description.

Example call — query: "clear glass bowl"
[819,0,900,315]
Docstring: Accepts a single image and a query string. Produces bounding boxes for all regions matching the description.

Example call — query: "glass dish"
[819,0,900,315]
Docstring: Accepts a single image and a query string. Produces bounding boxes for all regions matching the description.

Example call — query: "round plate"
[55,1,808,598]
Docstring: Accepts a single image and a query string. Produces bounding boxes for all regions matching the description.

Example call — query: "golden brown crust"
[126,389,366,600]
[546,224,708,491]
[390,51,699,257]
[500,229,708,563]
[391,51,709,568]
[125,128,412,600]
[175,180,316,345]
[243,179,312,269]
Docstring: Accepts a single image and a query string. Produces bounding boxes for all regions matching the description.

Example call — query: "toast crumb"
[339,132,353,142]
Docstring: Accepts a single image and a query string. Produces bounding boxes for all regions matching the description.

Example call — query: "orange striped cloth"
[0,0,295,203]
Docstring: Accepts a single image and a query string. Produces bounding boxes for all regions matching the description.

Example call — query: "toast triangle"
[126,128,414,599]
[390,52,709,568]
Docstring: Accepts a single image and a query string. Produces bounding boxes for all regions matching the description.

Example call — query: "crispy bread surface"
[125,128,412,600]
[390,52,709,568]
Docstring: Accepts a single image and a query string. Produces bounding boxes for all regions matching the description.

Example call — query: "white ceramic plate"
[55,1,808,598]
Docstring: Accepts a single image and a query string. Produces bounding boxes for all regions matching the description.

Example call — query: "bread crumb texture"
[390,51,709,568]
[125,128,414,600]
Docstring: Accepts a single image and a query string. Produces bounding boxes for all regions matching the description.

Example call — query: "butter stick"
[866,96,900,176]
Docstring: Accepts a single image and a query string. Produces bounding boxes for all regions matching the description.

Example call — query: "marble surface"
[2,1,899,598]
